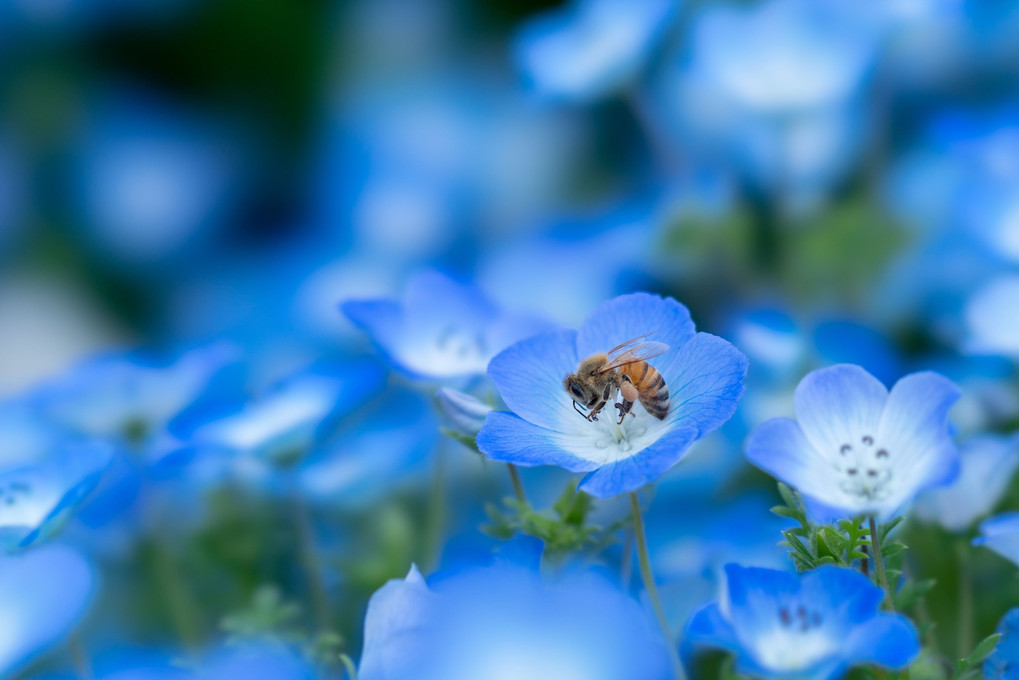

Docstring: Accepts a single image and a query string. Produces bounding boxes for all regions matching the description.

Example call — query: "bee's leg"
[616,376,639,425]
[588,400,607,421]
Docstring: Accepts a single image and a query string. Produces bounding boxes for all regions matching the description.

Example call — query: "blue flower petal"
[845,614,920,669]
[975,512,1019,566]
[342,299,406,369]
[486,329,579,431]
[577,425,698,497]
[668,333,748,436]
[477,411,597,473]
[684,602,740,658]
[746,417,822,494]
[877,371,960,488]
[801,566,883,626]
[576,293,695,382]
[724,564,799,636]
[794,364,888,458]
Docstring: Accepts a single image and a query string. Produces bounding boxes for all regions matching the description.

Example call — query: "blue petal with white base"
[746,364,961,521]
[343,270,555,381]
[975,513,1019,567]
[684,564,919,680]
[478,293,748,498]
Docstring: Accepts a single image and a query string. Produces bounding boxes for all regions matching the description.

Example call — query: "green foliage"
[951,633,1001,680]
[772,484,870,570]
[483,483,621,563]
[440,428,484,456]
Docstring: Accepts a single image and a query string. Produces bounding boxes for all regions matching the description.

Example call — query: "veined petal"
[576,292,695,380]
[800,567,883,627]
[975,512,1019,566]
[577,426,698,497]
[487,329,579,431]
[477,411,597,473]
[684,602,740,654]
[665,333,748,436]
[745,417,826,492]
[794,365,888,462]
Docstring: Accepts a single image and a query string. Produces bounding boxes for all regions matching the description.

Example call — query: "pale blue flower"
[966,276,1019,358]
[0,545,95,677]
[478,292,747,498]
[343,270,554,381]
[986,607,1019,680]
[915,434,1019,532]
[685,564,919,680]
[436,388,492,438]
[746,364,960,520]
[975,513,1019,567]
[514,0,675,101]
[358,558,671,680]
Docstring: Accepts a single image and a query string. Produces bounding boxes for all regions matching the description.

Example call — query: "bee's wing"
[596,341,670,374]
[606,331,659,357]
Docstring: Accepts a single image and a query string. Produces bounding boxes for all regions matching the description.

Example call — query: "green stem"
[291,481,334,632]
[425,446,447,572]
[507,464,527,505]
[869,516,893,611]
[69,632,93,680]
[957,538,974,658]
[630,493,684,680]
[151,540,202,654]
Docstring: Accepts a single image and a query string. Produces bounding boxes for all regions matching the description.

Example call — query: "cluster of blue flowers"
[7,0,1019,679]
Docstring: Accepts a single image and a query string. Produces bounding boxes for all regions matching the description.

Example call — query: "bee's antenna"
[572,400,588,418]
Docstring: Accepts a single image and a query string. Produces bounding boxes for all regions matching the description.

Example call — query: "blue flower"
[685,564,919,680]
[967,276,1019,358]
[358,559,671,680]
[436,388,492,438]
[975,513,1019,567]
[0,441,111,551]
[514,0,675,102]
[745,364,960,520]
[986,608,1019,680]
[477,292,747,498]
[343,270,555,381]
[0,545,95,677]
[915,434,1019,532]
[197,646,315,680]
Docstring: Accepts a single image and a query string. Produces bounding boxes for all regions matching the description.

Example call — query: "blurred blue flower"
[0,544,95,677]
[661,0,880,209]
[745,364,960,521]
[685,564,919,680]
[0,441,111,550]
[986,608,1019,680]
[197,646,315,680]
[915,434,1019,532]
[975,513,1019,567]
[343,270,554,381]
[966,275,1019,358]
[436,387,491,438]
[514,0,675,102]
[358,559,671,680]
[477,292,747,498]
[71,89,245,269]
[179,361,382,467]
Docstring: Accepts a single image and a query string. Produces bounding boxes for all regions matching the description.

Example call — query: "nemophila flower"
[966,276,1019,358]
[358,560,671,680]
[514,0,675,102]
[0,441,111,551]
[745,364,960,521]
[986,608,1019,680]
[477,292,747,498]
[974,513,1019,567]
[915,434,1019,532]
[685,564,919,680]
[178,361,383,467]
[0,545,95,677]
[343,270,554,381]
[196,646,315,680]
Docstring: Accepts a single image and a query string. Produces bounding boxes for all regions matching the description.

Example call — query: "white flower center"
[833,434,894,501]
[566,402,668,465]
[751,604,837,672]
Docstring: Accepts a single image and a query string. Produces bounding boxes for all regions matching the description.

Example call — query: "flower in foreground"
[478,292,747,498]
[745,364,960,520]
[914,433,1019,532]
[685,564,919,680]
[986,608,1019,680]
[0,544,95,677]
[358,557,670,680]
[974,513,1019,567]
[343,270,554,381]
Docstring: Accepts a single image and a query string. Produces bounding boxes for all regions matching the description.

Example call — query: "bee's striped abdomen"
[621,361,670,420]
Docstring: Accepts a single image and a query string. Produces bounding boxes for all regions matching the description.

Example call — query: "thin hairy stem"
[869,516,893,611]
[507,464,527,505]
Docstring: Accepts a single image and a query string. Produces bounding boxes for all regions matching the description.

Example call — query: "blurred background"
[4,0,1019,677]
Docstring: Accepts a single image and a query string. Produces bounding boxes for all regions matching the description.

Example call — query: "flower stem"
[291,480,334,632]
[506,464,527,505]
[69,632,93,680]
[425,446,447,572]
[630,492,684,680]
[868,516,893,610]
[956,538,974,658]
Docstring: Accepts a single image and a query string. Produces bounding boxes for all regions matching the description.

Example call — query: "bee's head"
[563,374,597,408]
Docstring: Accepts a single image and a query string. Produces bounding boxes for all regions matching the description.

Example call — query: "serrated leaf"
[964,633,1001,666]
[777,483,800,510]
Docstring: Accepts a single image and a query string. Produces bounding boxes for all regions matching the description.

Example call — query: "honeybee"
[563,333,671,425]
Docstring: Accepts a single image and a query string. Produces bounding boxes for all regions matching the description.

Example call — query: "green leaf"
[964,632,1001,666]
